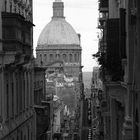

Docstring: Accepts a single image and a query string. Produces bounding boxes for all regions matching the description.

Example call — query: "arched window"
[40,54,43,65]
[77,53,80,62]
[5,0,7,12]
[69,54,72,62]
[63,54,67,62]
[44,54,47,62]
[74,54,77,62]
[40,54,42,60]
[55,54,58,60]
[10,1,12,12]
[49,54,54,62]
[57,54,60,60]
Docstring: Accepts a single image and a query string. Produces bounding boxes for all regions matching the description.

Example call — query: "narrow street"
[0,0,140,140]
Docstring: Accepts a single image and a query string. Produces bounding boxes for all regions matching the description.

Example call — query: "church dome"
[37,18,80,46]
[37,0,80,47]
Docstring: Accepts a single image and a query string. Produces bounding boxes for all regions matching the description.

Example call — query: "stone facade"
[95,0,140,140]
[0,0,36,140]
[34,66,51,140]
[34,66,46,105]
[36,0,82,78]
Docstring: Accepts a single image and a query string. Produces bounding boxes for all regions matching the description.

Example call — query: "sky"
[33,0,99,72]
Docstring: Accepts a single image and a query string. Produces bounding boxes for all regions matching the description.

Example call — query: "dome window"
[63,54,67,62]
[69,54,72,62]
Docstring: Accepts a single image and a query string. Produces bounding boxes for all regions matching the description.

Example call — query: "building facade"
[36,0,82,78]
[90,67,103,140]
[34,66,46,105]
[94,0,140,140]
[34,66,51,140]
[0,0,36,140]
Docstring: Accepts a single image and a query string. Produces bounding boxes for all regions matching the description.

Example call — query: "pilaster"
[28,71,31,107]
[0,69,5,122]
[135,0,140,139]
[122,116,133,140]
[0,71,2,117]
[21,72,24,112]
[31,70,34,106]
[24,71,27,109]
[8,72,12,118]
[122,0,134,139]
[110,98,117,140]
[13,72,16,118]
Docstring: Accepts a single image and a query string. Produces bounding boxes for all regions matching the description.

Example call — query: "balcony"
[104,81,126,104]
[98,22,105,29]
[99,0,108,12]
[98,12,108,27]
[99,39,106,52]
[2,12,33,54]
[98,17,107,23]
[1,12,34,65]
[105,18,124,81]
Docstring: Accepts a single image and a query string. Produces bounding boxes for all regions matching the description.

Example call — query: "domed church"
[36,0,82,77]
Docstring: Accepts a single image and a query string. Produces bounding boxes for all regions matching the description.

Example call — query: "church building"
[36,0,82,78]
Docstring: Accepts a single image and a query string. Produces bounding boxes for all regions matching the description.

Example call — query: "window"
[19,73,22,111]
[77,53,80,62]
[6,80,9,119]
[28,126,30,140]
[24,135,26,140]
[69,54,72,62]
[10,1,12,12]
[11,82,14,116]
[63,54,67,62]
[30,73,33,106]
[31,132,32,140]
[44,54,47,61]
[26,73,29,107]
[5,0,7,12]
[74,54,77,62]
[23,75,25,109]
[21,131,23,140]
[50,54,54,62]
[40,54,42,61]
[16,73,18,114]
[57,54,60,60]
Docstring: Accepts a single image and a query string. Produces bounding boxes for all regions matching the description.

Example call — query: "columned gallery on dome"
[36,0,82,77]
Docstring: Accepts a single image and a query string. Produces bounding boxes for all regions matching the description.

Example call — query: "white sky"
[33,0,99,72]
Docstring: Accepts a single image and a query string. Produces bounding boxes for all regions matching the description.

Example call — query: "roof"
[37,18,80,47]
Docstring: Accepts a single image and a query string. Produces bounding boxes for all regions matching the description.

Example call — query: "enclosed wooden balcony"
[99,0,108,12]
[1,12,34,65]
[2,12,34,54]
